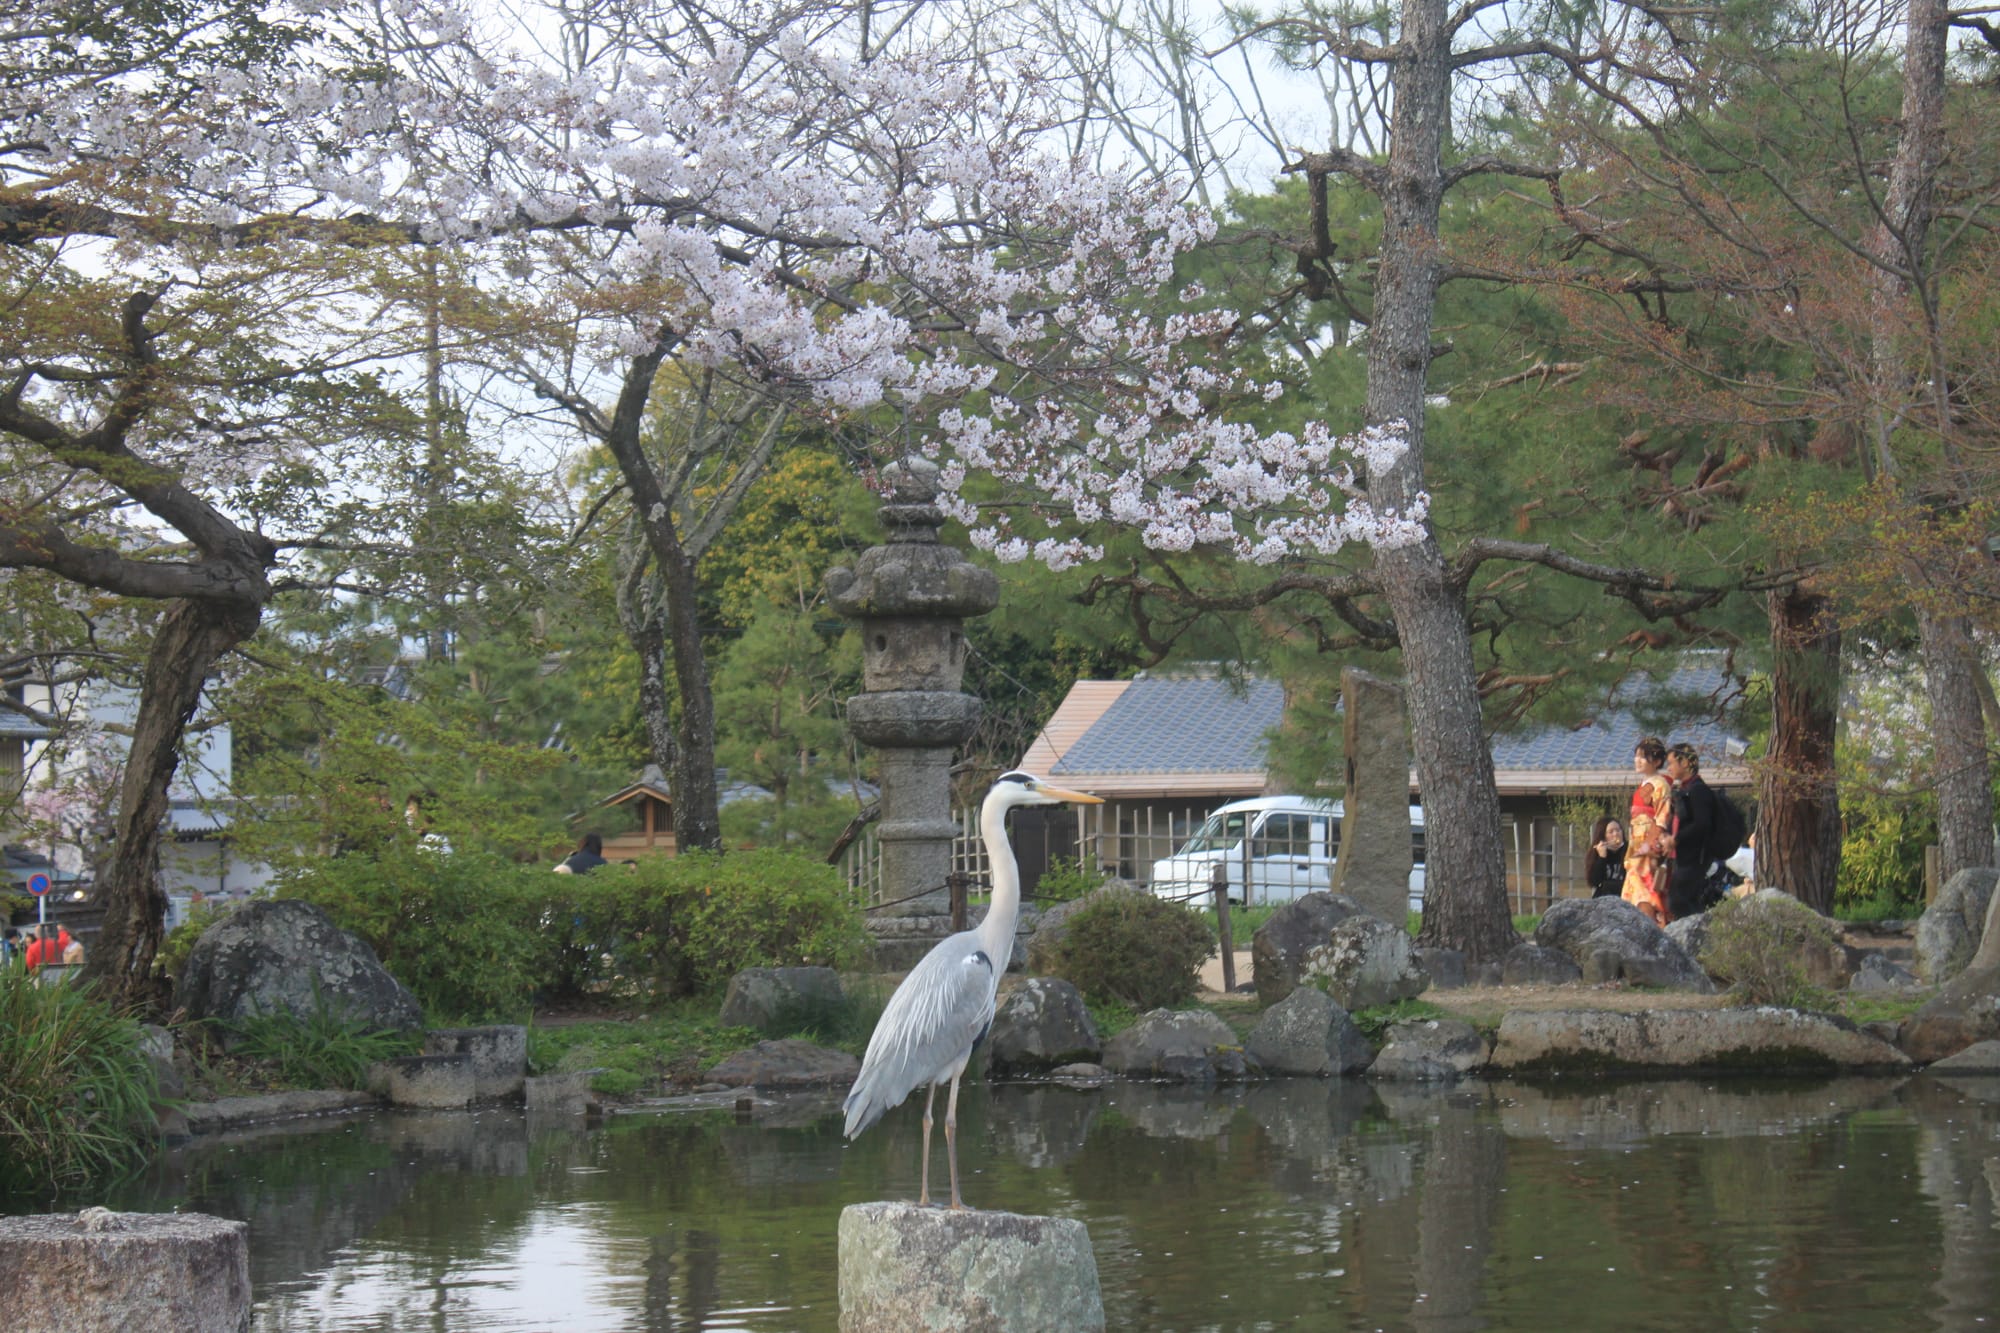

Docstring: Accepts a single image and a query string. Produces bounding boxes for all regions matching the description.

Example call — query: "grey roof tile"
[1050,678,1283,775]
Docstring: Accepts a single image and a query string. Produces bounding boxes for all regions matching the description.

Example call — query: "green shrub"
[278,849,550,1019]
[1046,892,1215,1010]
[1836,791,1933,918]
[220,1001,421,1090]
[1034,856,1110,904]
[0,968,159,1192]
[280,845,870,1014]
[1699,894,1839,1010]
[628,849,872,995]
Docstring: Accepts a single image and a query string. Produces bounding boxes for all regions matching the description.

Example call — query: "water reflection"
[15,1075,1993,1332]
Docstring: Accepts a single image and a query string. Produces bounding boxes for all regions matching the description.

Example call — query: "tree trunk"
[1918,609,1995,879]
[1757,585,1842,911]
[658,542,721,853]
[81,596,261,1005]
[1372,0,1516,961]
[1864,1,1990,875]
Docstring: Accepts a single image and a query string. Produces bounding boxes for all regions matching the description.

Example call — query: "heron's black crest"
[997,770,1035,786]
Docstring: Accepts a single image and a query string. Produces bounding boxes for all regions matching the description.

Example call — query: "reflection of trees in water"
[984,1085,1102,1167]
[1913,1078,2000,1331]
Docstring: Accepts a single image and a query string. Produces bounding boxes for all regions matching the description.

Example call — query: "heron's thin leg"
[918,1083,937,1207]
[945,1071,967,1210]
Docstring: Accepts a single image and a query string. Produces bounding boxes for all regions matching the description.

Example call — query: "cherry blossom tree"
[7,0,1433,990]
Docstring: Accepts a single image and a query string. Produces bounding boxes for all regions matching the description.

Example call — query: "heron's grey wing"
[842,933,999,1139]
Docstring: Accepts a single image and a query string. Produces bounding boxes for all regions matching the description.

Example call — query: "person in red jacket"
[23,924,73,971]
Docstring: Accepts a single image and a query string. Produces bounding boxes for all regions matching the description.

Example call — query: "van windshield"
[1178,810,1250,854]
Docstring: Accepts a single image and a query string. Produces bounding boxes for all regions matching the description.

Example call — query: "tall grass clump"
[0,969,159,1192]
[1699,894,1840,1010]
[222,1001,421,1090]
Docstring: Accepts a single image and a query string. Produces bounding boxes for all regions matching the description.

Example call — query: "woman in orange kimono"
[1625,736,1671,925]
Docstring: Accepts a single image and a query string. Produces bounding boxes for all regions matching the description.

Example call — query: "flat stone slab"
[0,1210,250,1333]
[707,1038,861,1087]
[181,1090,379,1135]
[423,1026,528,1099]
[1489,1007,1912,1074]
[379,1053,476,1108]
[1925,1039,2000,1075]
[838,1201,1103,1332]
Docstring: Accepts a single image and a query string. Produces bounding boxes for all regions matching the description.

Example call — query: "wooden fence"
[841,804,1596,913]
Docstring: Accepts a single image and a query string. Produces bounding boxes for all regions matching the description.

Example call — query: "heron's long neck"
[977,798,1020,961]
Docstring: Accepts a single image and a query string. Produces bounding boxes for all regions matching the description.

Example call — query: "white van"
[1148,796,1427,908]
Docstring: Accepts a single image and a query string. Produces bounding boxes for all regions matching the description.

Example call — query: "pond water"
[25,1074,2000,1331]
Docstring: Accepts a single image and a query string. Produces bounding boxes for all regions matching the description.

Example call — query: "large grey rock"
[1101,1009,1255,1082]
[1371,1018,1490,1081]
[1326,668,1413,926]
[422,1025,527,1099]
[1915,867,1998,983]
[1489,1007,1912,1073]
[524,1069,602,1114]
[1245,986,1374,1076]
[838,1202,1103,1332]
[0,1210,250,1333]
[1925,1039,2000,1074]
[1534,896,1713,992]
[1414,946,1467,990]
[707,1038,861,1088]
[986,978,1100,1075]
[1026,884,1141,973]
[1250,892,1366,1007]
[1899,968,2000,1063]
[1500,943,1582,987]
[1901,878,2000,1062]
[1702,889,1857,991]
[720,966,847,1032]
[1301,915,1429,1011]
[176,899,422,1037]
[1848,952,1922,994]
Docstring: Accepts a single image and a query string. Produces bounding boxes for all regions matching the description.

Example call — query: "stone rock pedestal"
[827,456,999,925]
[375,1053,475,1108]
[0,1210,250,1333]
[1327,667,1413,925]
[423,1025,527,1100]
[838,1201,1104,1332]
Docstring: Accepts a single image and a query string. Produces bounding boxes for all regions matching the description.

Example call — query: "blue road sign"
[26,872,51,896]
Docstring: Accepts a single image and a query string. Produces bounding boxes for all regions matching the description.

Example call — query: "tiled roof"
[1025,663,1750,796]
[1489,664,1751,786]
[1048,677,1284,776]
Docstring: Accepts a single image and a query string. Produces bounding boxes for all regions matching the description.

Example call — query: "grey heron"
[843,770,1102,1209]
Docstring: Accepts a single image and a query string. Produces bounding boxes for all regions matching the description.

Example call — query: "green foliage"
[636,850,872,996]
[1348,998,1456,1045]
[153,899,236,984]
[276,850,547,1019]
[527,1002,780,1096]
[1046,892,1216,1011]
[1198,902,1276,941]
[1035,856,1111,905]
[0,969,159,1192]
[1699,895,1838,1010]
[279,846,871,1016]
[219,1003,420,1091]
[1836,788,1933,919]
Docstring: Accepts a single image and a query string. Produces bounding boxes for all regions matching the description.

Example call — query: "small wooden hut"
[594,766,678,861]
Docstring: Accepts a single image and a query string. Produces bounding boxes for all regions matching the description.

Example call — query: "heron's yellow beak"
[1037,784,1102,805]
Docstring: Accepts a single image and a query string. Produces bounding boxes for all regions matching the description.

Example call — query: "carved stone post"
[827,458,998,938]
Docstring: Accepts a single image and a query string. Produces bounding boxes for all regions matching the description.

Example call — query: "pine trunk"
[1757,586,1842,912]
[81,596,261,1005]
[1374,0,1516,962]
[1918,609,1996,879]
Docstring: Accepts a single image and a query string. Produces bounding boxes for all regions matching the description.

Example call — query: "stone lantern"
[826,457,999,936]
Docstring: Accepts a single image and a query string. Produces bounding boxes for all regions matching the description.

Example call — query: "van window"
[1181,809,1249,853]
[1252,813,1314,860]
